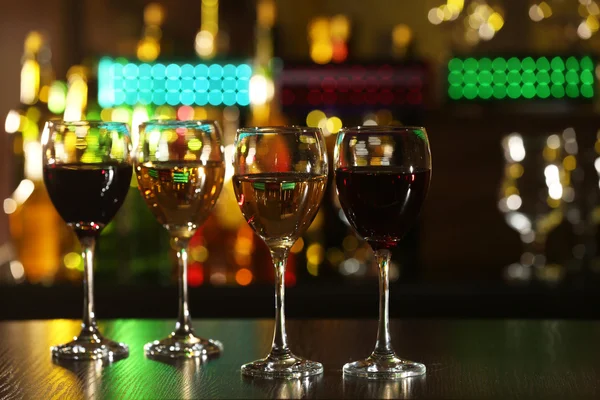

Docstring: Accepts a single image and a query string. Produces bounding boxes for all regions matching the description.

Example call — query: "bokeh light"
[98,58,252,107]
[448,56,595,100]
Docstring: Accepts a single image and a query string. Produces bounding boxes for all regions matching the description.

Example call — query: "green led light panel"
[447,56,595,101]
[98,57,252,108]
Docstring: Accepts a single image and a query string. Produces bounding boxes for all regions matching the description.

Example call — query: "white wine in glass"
[233,127,328,379]
[135,120,225,360]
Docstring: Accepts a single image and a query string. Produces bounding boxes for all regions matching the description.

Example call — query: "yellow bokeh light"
[509,163,524,178]
[306,243,324,265]
[447,0,465,12]
[326,117,343,134]
[137,38,160,62]
[563,155,577,171]
[100,108,112,121]
[306,110,326,127]
[307,262,319,276]
[439,5,453,21]
[235,268,253,286]
[392,24,413,47]
[64,252,82,270]
[111,107,130,123]
[20,60,40,105]
[64,131,76,153]
[547,197,561,209]
[188,138,202,151]
[309,17,330,40]
[539,1,552,18]
[144,3,165,25]
[587,15,599,32]
[330,14,350,41]
[64,78,88,122]
[504,186,519,197]
[191,245,209,262]
[257,0,276,28]
[38,85,49,103]
[194,107,208,120]
[67,66,88,82]
[488,12,504,31]
[155,105,176,119]
[310,40,333,64]
[291,237,304,253]
[24,31,43,53]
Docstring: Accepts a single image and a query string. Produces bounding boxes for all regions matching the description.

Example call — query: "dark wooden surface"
[1,319,599,399]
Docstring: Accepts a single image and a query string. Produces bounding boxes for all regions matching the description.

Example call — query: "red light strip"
[278,64,427,107]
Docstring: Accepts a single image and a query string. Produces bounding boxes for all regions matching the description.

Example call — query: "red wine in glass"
[334,125,431,379]
[42,120,132,361]
[335,166,431,250]
[44,163,132,236]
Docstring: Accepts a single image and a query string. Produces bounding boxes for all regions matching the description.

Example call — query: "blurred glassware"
[551,128,586,282]
[584,130,600,280]
[498,133,566,283]
[3,31,81,286]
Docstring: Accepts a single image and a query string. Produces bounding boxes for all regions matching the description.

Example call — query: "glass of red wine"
[42,120,133,360]
[334,126,431,379]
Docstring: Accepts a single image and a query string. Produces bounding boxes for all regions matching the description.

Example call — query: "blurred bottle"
[544,128,586,284]
[498,133,565,283]
[583,130,600,283]
[5,32,79,284]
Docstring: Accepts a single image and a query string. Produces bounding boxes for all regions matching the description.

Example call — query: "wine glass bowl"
[233,126,328,379]
[135,120,225,360]
[42,120,132,360]
[334,126,431,379]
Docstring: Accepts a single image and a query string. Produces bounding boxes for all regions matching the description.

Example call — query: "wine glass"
[135,120,225,360]
[233,126,328,379]
[498,133,565,282]
[42,120,132,360]
[334,126,431,379]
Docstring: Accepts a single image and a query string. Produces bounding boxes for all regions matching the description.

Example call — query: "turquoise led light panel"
[447,56,595,101]
[98,57,252,108]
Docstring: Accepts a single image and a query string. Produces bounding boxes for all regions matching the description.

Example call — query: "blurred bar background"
[3,0,600,318]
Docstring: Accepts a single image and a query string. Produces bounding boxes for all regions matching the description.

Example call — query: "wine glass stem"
[270,248,290,358]
[79,236,99,337]
[373,249,394,356]
[174,239,193,336]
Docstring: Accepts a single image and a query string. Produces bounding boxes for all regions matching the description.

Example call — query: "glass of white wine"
[135,120,225,360]
[233,126,328,379]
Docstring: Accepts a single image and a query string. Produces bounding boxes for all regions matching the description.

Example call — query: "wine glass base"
[343,354,425,380]
[51,334,129,361]
[241,353,323,380]
[144,332,223,361]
